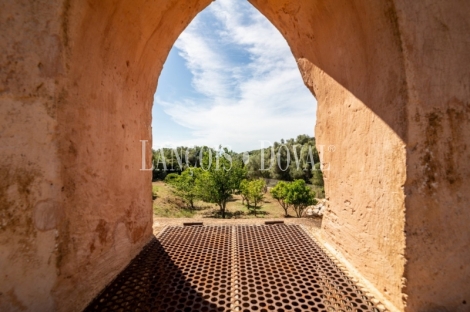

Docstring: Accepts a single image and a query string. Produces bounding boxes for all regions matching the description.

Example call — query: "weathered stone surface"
[0,0,469,311]
[395,1,470,311]
[1,0,65,310]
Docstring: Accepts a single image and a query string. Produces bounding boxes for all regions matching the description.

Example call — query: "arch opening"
[151,0,323,220]
[152,0,317,153]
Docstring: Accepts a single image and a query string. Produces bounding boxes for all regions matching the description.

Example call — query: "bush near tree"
[240,179,266,216]
[271,179,317,217]
[164,168,202,210]
[270,181,291,217]
[285,179,317,217]
[239,179,250,206]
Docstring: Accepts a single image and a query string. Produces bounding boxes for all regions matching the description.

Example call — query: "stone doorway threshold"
[84,224,386,312]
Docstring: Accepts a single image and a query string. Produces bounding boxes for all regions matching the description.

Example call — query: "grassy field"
[152,181,290,219]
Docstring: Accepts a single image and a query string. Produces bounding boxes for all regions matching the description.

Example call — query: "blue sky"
[152,0,317,152]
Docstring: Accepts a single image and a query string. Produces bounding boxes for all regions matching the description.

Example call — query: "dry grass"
[152,181,293,219]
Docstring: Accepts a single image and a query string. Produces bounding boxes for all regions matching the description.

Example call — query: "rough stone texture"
[395,1,470,311]
[0,0,64,311]
[0,0,469,311]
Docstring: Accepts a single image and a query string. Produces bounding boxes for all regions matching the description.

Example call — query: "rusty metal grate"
[236,225,380,312]
[84,225,382,312]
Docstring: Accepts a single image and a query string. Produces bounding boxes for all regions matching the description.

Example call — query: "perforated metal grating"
[84,225,383,312]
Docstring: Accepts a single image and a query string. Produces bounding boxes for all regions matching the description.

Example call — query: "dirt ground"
[152,180,319,219]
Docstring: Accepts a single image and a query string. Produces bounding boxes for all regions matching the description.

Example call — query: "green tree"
[311,162,325,198]
[196,150,246,218]
[270,181,292,217]
[165,168,201,210]
[239,179,250,206]
[296,134,310,145]
[246,179,265,216]
[245,151,271,179]
[289,155,306,181]
[311,162,324,187]
[285,179,317,217]
[270,143,291,181]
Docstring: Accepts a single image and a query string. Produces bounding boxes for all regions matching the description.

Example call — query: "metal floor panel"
[84,225,382,312]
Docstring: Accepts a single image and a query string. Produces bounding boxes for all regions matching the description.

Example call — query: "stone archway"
[1,0,469,311]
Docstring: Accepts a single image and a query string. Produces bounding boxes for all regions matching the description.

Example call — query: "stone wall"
[1,1,65,310]
[396,1,470,310]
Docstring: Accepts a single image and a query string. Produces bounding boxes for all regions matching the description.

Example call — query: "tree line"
[152,134,324,196]
[164,148,317,218]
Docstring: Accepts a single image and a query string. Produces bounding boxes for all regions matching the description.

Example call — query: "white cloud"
[155,0,317,152]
